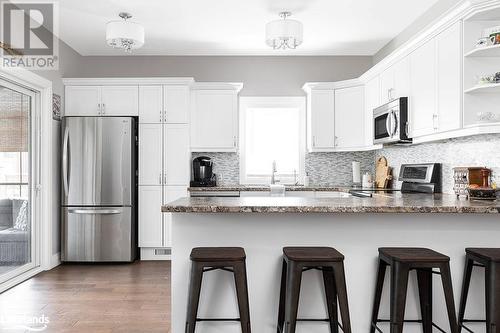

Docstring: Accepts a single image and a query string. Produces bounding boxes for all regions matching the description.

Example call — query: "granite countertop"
[162,193,500,214]
[188,185,357,192]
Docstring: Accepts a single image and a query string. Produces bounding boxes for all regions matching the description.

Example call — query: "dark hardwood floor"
[0,261,171,332]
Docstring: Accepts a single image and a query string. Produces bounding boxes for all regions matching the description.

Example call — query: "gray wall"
[373,0,463,64]
[65,56,372,96]
[32,40,82,255]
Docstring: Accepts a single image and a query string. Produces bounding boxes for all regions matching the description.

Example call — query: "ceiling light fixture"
[106,12,145,53]
[265,12,303,50]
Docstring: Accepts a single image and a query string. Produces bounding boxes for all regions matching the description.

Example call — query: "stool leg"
[390,262,409,333]
[233,261,251,333]
[322,266,339,333]
[284,261,302,333]
[370,260,387,333]
[417,268,433,333]
[485,262,500,333]
[332,261,352,333]
[277,259,287,333]
[440,263,459,333]
[458,256,474,332]
[185,262,204,333]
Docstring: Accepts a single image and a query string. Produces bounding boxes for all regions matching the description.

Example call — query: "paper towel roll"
[352,161,361,184]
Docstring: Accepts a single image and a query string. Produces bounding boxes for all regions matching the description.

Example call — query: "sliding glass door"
[0,78,38,283]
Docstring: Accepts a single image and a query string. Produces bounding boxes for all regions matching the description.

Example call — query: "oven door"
[374,112,391,143]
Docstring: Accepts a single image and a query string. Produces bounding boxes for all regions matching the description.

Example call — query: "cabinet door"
[365,76,380,146]
[334,86,365,149]
[65,86,101,116]
[164,124,190,185]
[139,186,163,248]
[410,39,437,137]
[191,90,237,151]
[379,67,394,104]
[139,85,163,123]
[164,85,190,123]
[101,86,139,116]
[437,21,462,133]
[163,186,188,247]
[393,57,410,99]
[139,124,163,186]
[309,90,335,150]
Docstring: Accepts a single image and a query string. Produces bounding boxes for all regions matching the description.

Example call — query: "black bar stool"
[370,247,458,333]
[185,247,251,333]
[276,246,352,333]
[458,248,500,333]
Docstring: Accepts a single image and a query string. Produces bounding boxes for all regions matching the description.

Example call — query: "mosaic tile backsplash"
[305,151,376,186]
[193,134,499,192]
[377,134,500,194]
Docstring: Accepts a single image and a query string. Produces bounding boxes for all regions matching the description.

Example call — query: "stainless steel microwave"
[373,97,411,144]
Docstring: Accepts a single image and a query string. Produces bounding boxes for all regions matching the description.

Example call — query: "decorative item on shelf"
[476,111,500,123]
[484,26,500,45]
[375,156,392,188]
[475,37,490,48]
[106,12,145,53]
[265,12,303,50]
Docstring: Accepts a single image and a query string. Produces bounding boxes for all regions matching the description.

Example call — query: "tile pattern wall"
[191,153,240,185]
[305,151,376,186]
[377,134,500,193]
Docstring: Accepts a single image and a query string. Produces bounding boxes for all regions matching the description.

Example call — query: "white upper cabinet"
[379,57,410,104]
[364,76,380,146]
[138,124,163,186]
[65,85,138,116]
[100,86,139,116]
[334,86,365,149]
[191,89,239,152]
[139,85,163,123]
[164,85,190,123]
[307,89,335,151]
[436,20,462,133]
[163,124,190,185]
[64,86,101,116]
[139,85,190,124]
[410,38,437,138]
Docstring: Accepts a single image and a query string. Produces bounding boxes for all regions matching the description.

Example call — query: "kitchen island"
[163,193,500,333]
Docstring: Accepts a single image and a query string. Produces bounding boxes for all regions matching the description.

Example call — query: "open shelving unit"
[463,8,500,127]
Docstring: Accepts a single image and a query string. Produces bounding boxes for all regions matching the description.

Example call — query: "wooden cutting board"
[375,156,392,188]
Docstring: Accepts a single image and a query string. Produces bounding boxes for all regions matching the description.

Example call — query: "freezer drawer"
[62,206,135,262]
[62,117,135,206]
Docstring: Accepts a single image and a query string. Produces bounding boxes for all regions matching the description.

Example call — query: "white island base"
[171,213,499,333]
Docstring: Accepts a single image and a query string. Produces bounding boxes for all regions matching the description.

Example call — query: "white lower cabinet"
[163,186,188,248]
[139,186,163,248]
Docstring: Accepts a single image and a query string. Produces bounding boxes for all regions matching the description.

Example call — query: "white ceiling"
[58,0,440,56]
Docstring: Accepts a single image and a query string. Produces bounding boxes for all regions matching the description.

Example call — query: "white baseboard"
[140,248,171,261]
[47,252,61,270]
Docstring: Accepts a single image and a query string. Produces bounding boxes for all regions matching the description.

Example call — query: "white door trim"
[0,67,55,292]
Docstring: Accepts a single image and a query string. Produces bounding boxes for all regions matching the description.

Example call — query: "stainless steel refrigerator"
[61,117,137,262]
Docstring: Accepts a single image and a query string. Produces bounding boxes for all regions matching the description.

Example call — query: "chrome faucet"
[271,160,277,185]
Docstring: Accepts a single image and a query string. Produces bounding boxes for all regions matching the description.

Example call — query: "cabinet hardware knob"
[159,174,162,185]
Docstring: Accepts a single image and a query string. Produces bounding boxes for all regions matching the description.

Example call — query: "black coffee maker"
[190,156,217,187]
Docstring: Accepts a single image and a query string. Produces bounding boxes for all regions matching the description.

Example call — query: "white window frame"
[239,96,306,185]
[0,68,53,292]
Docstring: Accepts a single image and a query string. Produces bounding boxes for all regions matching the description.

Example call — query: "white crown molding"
[302,78,362,92]
[62,77,195,86]
[191,82,243,92]
[360,0,479,82]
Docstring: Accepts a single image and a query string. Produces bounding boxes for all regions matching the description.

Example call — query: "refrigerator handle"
[62,125,70,196]
[68,208,121,215]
